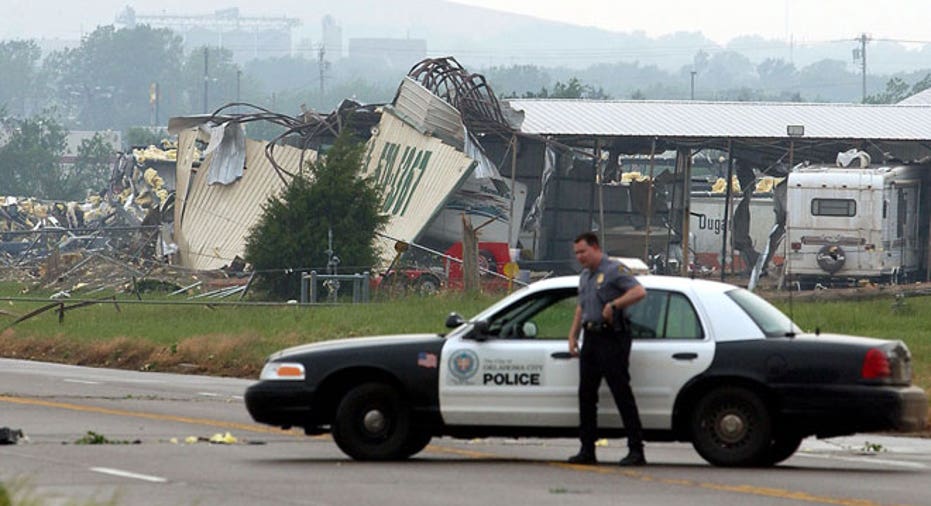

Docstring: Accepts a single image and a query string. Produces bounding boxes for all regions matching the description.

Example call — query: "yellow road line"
[0,395,299,436]
[0,394,912,506]
[433,444,905,506]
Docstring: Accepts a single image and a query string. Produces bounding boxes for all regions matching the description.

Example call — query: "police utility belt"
[583,321,614,334]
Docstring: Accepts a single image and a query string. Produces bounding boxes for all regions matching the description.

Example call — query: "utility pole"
[690,70,697,100]
[317,44,327,98]
[203,47,209,114]
[853,33,869,103]
[236,69,241,113]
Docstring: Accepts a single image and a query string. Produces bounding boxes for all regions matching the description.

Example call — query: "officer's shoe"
[567,451,597,465]
[618,450,646,466]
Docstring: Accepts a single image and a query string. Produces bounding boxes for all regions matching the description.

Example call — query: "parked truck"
[785,165,927,285]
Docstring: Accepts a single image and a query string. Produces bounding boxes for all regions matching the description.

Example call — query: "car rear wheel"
[402,430,433,457]
[332,383,411,461]
[690,386,772,467]
[761,432,803,466]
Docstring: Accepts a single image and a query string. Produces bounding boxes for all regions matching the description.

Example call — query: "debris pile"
[0,141,205,294]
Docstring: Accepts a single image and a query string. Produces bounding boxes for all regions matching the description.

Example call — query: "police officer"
[567,232,647,466]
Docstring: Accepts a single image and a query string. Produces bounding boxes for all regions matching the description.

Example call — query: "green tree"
[0,40,42,117]
[181,46,241,114]
[522,77,610,99]
[44,25,185,130]
[909,73,931,97]
[0,111,67,198]
[68,133,114,199]
[125,126,166,148]
[865,77,911,104]
[244,130,388,299]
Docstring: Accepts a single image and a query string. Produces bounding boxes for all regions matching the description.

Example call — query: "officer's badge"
[596,273,604,284]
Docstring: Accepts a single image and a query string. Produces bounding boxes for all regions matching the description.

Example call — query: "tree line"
[3,24,931,199]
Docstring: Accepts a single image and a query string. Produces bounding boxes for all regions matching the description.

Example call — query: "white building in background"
[322,15,343,60]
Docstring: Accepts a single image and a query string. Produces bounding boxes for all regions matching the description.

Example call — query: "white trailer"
[785,165,925,283]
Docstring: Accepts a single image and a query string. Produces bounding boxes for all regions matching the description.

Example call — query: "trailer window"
[811,198,856,217]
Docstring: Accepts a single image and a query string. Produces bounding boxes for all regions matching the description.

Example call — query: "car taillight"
[791,242,802,251]
[861,348,891,379]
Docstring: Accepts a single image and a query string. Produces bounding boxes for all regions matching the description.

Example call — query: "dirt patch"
[0,330,265,378]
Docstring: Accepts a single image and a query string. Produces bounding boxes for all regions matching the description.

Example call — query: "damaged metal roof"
[505,99,931,141]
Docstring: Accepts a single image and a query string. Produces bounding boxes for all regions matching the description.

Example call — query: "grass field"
[1,282,929,393]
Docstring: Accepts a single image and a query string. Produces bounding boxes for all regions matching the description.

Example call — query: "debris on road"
[0,427,24,445]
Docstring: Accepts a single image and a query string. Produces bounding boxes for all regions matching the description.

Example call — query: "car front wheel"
[332,383,411,461]
[690,386,772,467]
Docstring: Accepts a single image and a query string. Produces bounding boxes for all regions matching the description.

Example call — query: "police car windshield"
[726,288,801,338]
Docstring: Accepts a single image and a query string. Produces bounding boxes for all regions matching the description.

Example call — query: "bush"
[244,129,388,299]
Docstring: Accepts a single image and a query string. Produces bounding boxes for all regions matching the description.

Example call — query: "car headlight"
[260,361,306,381]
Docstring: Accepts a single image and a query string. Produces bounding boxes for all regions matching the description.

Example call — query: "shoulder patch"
[619,264,631,274]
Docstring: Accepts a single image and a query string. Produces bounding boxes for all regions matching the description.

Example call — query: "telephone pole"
[854,33,869,103]
[317,44,328,98]
[203,47,209,113]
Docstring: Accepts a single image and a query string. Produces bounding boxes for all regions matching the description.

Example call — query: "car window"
[726,288,800,337]
[627,289,703,340]
[485,288,577,340]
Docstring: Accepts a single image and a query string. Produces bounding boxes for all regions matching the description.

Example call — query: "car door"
[439,285,714,430]
[627,287,714,429]
[439,287,581,427]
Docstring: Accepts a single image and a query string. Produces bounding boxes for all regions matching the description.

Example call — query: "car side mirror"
[445,312,465,329]
[469,320,490,341]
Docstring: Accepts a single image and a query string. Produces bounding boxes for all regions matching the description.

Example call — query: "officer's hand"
[569,336,579,357]
[601,304,614,323]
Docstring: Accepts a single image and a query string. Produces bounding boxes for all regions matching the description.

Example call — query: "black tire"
[478,250,498,277]
[401,429,433,458]
[332,383,412,461]
[690,386,772,467]
[413,274,441,296]
[761,432,803,466]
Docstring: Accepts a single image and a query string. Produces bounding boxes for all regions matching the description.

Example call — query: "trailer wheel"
[816,245,845,274]
[478,250,498,277]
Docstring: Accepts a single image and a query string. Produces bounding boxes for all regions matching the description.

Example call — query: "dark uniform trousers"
[578,326,644,453]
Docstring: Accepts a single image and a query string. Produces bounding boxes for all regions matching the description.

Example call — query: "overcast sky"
[452,0,931,45]
[2,0,929,46]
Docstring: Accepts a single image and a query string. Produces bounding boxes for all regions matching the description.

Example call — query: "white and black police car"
[245,275,927,467]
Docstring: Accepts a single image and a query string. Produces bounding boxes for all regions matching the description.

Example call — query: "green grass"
[773,295,931,390]
[0,283,498,368]
[2,281,930,393]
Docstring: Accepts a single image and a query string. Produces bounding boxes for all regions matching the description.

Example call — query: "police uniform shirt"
[578,256,641,325]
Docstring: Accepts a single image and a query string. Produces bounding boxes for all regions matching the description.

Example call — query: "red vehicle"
[376,242,512,295]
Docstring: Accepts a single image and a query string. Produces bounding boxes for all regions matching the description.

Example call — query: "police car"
[244,275,927,467]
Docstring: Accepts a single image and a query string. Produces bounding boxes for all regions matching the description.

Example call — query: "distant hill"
[276,0,930,73]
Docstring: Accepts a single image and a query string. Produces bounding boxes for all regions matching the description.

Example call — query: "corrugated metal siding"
[393,77,465,146]
[505,99,931,140]
[362,110,476,265]
[175,136,314,270]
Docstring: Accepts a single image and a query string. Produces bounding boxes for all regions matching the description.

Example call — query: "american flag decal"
[417,352,438,368]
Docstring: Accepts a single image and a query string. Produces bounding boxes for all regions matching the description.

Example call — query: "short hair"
[574,231,599,247]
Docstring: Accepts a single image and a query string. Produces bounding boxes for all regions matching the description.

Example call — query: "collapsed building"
[8,56,931,297]
[161,57,931,291]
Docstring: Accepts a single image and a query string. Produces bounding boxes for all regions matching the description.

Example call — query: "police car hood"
[269,334,442,360]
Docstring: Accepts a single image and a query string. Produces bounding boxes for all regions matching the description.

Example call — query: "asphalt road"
[1,358,930,506]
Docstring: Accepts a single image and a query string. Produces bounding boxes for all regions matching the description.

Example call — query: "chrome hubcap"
[363,409,386,434]
[717,413,746,443]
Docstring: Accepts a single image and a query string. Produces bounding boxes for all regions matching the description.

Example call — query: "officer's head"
[573,232,602,270]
